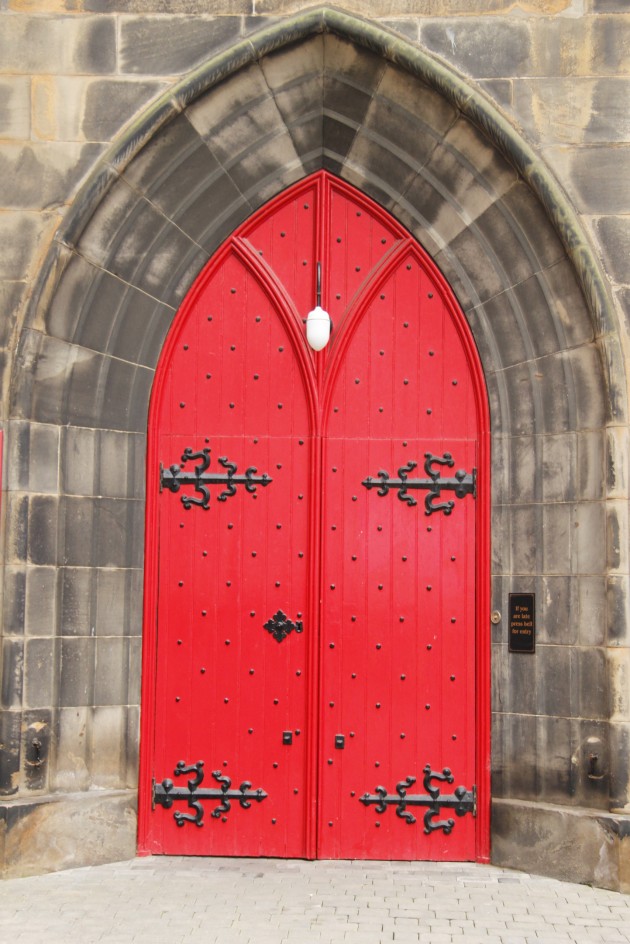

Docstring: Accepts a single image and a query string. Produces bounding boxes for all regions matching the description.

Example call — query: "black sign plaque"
[508,593,535,653]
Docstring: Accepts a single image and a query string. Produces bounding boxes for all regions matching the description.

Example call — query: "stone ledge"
[0,789,137,879]
[492,797,630,893]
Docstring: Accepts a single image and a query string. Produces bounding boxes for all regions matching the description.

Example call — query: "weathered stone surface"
[22,709,52,792]
[573,500,607,575]
[4,491,144,569]
[543,146,630,215]
[593,216,630,286]
[539,575,578,646]
[0,212,50,281]
[608,648,630,722]
[74,176,208,303]
[1,639,24,709]
[7,421,60,494]
[513,78,630,146]
[5,494,59,567]
[58,497,144,569]
[609,722,630,817]
[12,330,154,431]
[61,427,145,499]
[420,18,532,79]
[0,281,25,350]
[59,639,94,709]
[44,252,175,367]
[607,576,630,646]
[0,15,116,75]
[542,433,576,502]
[607,499,629,574]
[492,799,630,892]
[2,566,57,638]
[256,0,581,10]
[119,15,242,75]
[536,715,573,803]
[0,790,137,878]
[0,77,30,140]
[419,14,630,80]
[0,142,104,210]
[94,638,131,707]
[346,65,455,201]
[493,712,538,798]
[187,62,304,209]
[23,638,57,711]
[59,567,142,638]
[32,77,167,143]
[0,710,21,796]
[121,112,247,255]
[79,0,249,9]
[508,503,542,574]
[91,706,129,789]
[260,36,324,168]
[576,429,606,502]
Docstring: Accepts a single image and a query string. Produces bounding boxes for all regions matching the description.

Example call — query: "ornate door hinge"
[153,761,268,826]
[359,764,476,834]
[362,452,475,515]
[160,447,272,510]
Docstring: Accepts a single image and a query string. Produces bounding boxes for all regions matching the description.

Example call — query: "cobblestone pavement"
[0,857,629,944]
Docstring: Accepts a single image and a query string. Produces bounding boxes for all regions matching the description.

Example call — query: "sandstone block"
[119,15,242,75]
[0,789,137,878]
[0,77,30,140]
[593,216,630,286]
[0,15,116,75]
[33,77,166,143]
[543,145,630,215]
[608,576,630,647]
[420,18,532,79]
[0,142,104,211]
[7,420,60,494]
[0,212,47,280]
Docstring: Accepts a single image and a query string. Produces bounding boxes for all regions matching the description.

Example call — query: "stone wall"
[0,1,629,887]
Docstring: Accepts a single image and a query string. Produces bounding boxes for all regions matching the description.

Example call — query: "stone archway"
[4,7,627,884]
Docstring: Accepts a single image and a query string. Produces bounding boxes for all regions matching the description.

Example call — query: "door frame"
[137,172,491,862]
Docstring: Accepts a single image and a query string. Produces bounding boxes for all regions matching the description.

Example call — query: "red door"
[138,173,489,861]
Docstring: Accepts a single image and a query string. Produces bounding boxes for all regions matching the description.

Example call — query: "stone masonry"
[0,0,629,890]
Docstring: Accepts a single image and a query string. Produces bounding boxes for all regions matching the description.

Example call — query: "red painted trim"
[138,170,491,861]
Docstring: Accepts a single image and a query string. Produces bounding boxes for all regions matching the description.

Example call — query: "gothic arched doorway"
[138,171,490,861]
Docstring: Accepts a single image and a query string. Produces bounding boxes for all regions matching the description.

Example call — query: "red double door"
[139,173,487,861]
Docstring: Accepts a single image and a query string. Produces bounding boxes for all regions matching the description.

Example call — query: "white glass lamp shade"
[306,305,332,351]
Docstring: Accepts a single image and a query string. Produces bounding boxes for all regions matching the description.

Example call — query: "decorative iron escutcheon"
[264,610,304,643]
[160,447,272,510]
[362,453,475,516]
[153,761,268,827]
[360,764,476,834]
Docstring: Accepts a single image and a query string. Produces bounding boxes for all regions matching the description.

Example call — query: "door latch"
[335,734,345,750]
[283,731,293,746]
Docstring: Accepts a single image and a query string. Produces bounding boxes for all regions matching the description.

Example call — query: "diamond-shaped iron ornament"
[263,610,303,643]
